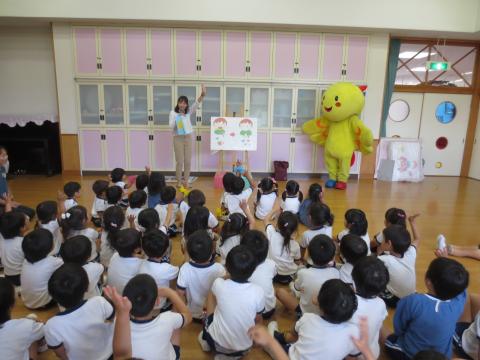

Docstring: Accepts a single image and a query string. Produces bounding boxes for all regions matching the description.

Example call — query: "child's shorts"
[453,322,474,360]
[202,314,250,358]
[91,216,102,228]
[262,308,275,320]
[384,334,411,360]
[272,331,292,354]
[273,274,294,285]
[380,289,400,308]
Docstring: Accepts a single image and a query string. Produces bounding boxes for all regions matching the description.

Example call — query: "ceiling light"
[399,51,436,59]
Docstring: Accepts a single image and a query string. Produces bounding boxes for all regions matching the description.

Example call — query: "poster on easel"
[210,117,258,151]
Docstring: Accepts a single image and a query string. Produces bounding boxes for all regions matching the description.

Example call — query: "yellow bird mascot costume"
[302,82,373,190]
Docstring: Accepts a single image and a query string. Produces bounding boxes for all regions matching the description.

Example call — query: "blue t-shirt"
[0,166,8,196]
[147,193,161,209]
[394,291,467,358]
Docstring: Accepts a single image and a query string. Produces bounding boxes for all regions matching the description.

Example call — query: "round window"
[388,99,410,122]
[435,101,456,124]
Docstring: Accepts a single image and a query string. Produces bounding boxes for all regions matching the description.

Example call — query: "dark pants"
[385,334,411,360]
[273,274,294,285]
[5,274,21,287]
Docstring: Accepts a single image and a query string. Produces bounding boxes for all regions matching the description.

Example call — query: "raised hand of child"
[57,190,67,202]
[104,285,132,315]
[408,213,420,223]
[434,248,449,258]
[248,325,273,347]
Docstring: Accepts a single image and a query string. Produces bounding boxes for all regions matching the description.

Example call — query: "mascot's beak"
[324,106,333,112]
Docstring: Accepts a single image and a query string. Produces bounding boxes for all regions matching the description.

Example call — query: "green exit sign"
[426,61,450,71]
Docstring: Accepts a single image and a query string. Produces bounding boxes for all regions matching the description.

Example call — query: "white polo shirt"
[207,278,265,351]
[338,228,372,255]
[294,266,340,314]
[216,234,241,265]
[266,225,301,276]
[0,235,25,276]
[130,312,184,360]
[179,201,219,229]
[289,313,360,360]
[39,220,63,255]
[139,260,179,308]
[107,253,143,295]
[281,196,301,214]
[300,226,333,266]
[461,311,480,359]
[99,231,116,267]
[44,296,114,360]
[154,203,179,227]
[83,262,104,299]
[248,259,277,312]
[0,318,44,360]
[69,228,99,262]
[350,295,388,359]
[339,262,354,286]
[224,188,253,216]
[91,197,108,217]
[379,245,417,298]
[21,256,63,309]
[177,261,225,319]
[64,198,77,211]
[255,192,277,220]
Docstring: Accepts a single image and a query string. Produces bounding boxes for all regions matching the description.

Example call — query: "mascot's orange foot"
[335,181,347,190]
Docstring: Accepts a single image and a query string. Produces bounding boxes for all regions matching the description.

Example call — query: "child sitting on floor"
[298,183,323,227]
[281,180,303,214]
[90,179,109,227]
[155,186,179,237]
[36,199,63,256]
[339,234,368,286]
[99,205,125,267]
[337,208,371,254]
[62,181,81,211]
[254,177,278,220]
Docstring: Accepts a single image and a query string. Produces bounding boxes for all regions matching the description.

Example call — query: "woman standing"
[169,85,206,188]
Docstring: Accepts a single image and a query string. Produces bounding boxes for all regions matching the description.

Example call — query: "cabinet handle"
[101,134,106,140]
[196,135,202,141]
[290,137,295,143]
[149,135,154,140]
[199,65,202,71]
[100,115,105,121]
[99,63,102,70]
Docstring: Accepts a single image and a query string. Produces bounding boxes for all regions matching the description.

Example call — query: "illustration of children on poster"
[210,117,257,151]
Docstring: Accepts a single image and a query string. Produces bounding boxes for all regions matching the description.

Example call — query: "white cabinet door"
[468,112,480,179]
[247,87,270,129]
[419,94,471,176]
[387,93,423,138]
[272,88,294,129]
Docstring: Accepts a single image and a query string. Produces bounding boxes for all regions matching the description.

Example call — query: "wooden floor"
[7,174,480,359]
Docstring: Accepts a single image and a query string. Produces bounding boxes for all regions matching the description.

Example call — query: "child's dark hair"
[352,256,389,298]
[123,274,157,317]
[174,95,189,113]
[63,181,81,198]
[0,212,27,239]
[340,234,368,265]
[106,185,123,205]
[426,257,469,300]
[318,279,357,324]
[136,173,149,191]
[309,235,336,266]
[60,236,92,265]
[137,208,160,232]
[22,229,53,263]
[0,278,15,324]
[187,190,206,207]
[36,200,57,224]
[282,180,303,202]
[231,176,245,195]
[142,229,169,258]
[277,211,298,254]
[92,179,109,197]
[48,263,89,308]
[241,230,269,265]
[220,213,248,246]
[184,206,209,238]
[186,230,213,263]
[385,208,407,228]
[413,350,448,360]
[129,190,147,209]
[309,203,334,227]
[111,168,126,183]
[103,205,125,249]
[147,172,166,195]
[307,183,323,202]
[226,245,256,282]
[160,186,176,204]
[114,228,141,257]
[345,209,368,236]
[257,177,278,202]
[222,172,236,193]
[383,224,411,255]
[60,205,87,240]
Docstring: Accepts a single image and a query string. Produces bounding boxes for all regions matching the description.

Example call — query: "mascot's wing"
[302,117,329,146]
[350,115,373,154]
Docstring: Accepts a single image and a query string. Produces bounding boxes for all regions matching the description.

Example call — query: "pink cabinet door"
[249,32,272,79]
[249,132,268,172]
[152,130,174,171]
[270,132,291,170]
[345,36,368,81]
[125,29,147,76]
[128,130,151,169]
[198,130,218,171]
[151,29,173,76]
[99,28,123,75]
[104,130,127,169]
[175,30,197,77]
[292,134,314,173]
[225,31,247,78]
[74,28,98,75]
[190,134,199,172]
[80,130,103,170]
[200,31,222,77]
[273,33,296,79]
[298,34,321,80]
[322,34,345,81]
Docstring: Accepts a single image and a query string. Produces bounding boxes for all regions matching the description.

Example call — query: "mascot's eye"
[334,96,339,101]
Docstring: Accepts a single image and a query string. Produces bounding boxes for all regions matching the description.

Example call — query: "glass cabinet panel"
[226,87,245,116]
[201,86,221,126]
[273,88,293,128]
[79,85,99,124]
[128,85,148,125]
[153,86,172,126]
[104,85,124,125]
[296,89,316,127]
[249,88,269,128]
